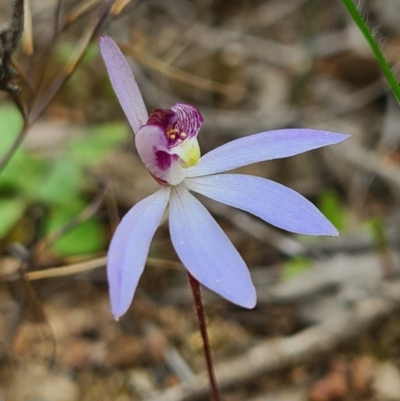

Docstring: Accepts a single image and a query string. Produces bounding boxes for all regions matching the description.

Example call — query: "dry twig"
[117,41,243,99]
[146,278,400,401]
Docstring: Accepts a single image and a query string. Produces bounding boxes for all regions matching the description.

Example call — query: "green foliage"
[366,217,387,252]
[0,104,128,255]
[0,105,31,194]
[282,257,312,280]
[44,199,105,256]
[54,42,101,101]
[317,190,346,232]
[0,197,26,238]
[68,123,129,166]
[55,41,99,67]
[36,159,84,204]
[0,104,24,148]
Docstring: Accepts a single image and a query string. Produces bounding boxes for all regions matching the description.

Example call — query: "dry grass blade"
[53,0,62,37]
[161,23,207,66]
[22,0,34,56]
[64,0,103,27]
[26,257,107,281]
[62,20,95,75]
[25,256,182,281]
[110,0,134,16]
[117,41,244,99]
[28,14,98,123]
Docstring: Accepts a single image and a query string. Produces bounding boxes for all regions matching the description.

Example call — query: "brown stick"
[187,273,220,401]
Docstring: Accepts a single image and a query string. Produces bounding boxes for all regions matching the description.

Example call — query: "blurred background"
[1,0,400,400]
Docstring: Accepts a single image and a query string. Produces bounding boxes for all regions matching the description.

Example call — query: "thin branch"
[53,0,63,38]
[0,1,111,173]
[117,41,244,99]
[63,0,103,29]
[27,15,98,124]
[147,279,400,401]
[0,0,24,94]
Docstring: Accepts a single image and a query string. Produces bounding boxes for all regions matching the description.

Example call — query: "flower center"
[166,126,187,141]
[147,109,184,147]
[147,108,201,168]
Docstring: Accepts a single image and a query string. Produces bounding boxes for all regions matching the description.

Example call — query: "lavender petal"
[186,174,339,236]
[169,186,256,308]
[107,187,170,319]
[186,129,349,177]
[99,36,148,133]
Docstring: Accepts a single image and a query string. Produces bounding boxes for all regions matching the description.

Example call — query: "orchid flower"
[99,36,349,320]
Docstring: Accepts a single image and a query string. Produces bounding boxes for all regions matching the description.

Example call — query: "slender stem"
[187,273,220,401]
[0,121,29,171]
[340,0,400,105]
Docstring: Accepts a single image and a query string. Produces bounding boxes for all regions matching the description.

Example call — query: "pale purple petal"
[186,129,349,177]
[99,36,148,133]
[169,186,256,308]
[107,187,170,319]
[171,103,204,139]
[185,174,338,236]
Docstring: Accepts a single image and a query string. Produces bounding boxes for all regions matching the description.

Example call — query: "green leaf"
[366,217,387,252]
[283,257,312,280]
[0,105,43,196]
[55,41,99,67]
[68,122,129,166]
[82,43,100,66]
[0,153,49,198]
[0,104,24,149]
[44,200,105,256]
[340,0,400,106]
[35,158,84,204]
[317,190,346,232]
[0,197,26,239]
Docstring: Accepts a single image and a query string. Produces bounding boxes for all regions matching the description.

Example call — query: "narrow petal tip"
[239,290,257,309]
[320,223,340,237]
[99,35,148,133]
[314,218,340,237]
[107,188,170,320]
[326,132,351,145]
[340,133,351,141]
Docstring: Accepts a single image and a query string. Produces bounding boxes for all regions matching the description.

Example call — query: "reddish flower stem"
[187,273,220,401]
